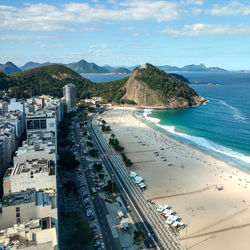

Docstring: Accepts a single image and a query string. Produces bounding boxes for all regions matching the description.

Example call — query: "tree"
[103,180,116,193]
[86,141,93,147]
[93,163,103,172]
[134,231,144,245]
[59,139,74,147]
[89,148,98,157]
[61,211,94,249]
[59,151,80,168]
[98,174,105,180]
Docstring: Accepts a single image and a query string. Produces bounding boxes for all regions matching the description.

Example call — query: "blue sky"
[0,0,250,70]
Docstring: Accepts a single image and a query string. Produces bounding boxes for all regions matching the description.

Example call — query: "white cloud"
[133,32,140,37]
[39,44,47,48]
[121,26,136,30]
[0,1,181,31]
[181,0,204,6]
[207,1,250,16]
[162,24,250,36]
[191,8,202,15]
[0,34,49,40]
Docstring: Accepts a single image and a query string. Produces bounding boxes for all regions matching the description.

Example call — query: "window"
[16,207,20,212]
[16,213,20,218]
[34,120,40,129]
[27,120,33,130]
[16,218,21,224]
[40,119,47,129]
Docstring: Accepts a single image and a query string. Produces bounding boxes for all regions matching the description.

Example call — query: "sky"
[0,0,250,70]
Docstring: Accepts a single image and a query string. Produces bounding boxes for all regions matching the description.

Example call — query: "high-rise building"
[63,83,76,112]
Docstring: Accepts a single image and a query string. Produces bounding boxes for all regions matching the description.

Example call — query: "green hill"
[0,71,17,90]
[10,65,92,99]
[4,64,124,101]
[1,63,205,109]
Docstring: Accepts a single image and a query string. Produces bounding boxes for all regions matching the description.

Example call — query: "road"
[88,115,183,250]
[72,118,121,250]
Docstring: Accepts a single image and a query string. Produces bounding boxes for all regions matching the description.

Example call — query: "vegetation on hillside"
[1,64,128,102]
[10,65,91,99]
[135,63,198,103]
[79,77,128,102]
[0,63,199,108]
[0,71,17,90]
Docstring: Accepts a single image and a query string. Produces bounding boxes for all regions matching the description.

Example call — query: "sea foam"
[142,109,250,165]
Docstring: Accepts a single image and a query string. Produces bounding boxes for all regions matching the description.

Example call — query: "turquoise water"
[84,72,250,172]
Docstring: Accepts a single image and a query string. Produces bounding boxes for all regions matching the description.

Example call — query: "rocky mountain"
[122,64,206,109]
[158,63,226,72]
[0,62,21,74]
[67,59,109,74]
[20,61,53,71]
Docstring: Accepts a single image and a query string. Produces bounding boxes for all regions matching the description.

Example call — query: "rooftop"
[11,159,52,176]
[0,189,51,207]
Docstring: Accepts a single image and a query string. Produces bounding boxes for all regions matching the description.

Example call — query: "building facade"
[63,83,76,112]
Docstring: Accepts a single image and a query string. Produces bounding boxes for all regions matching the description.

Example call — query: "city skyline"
[1,0,250,70]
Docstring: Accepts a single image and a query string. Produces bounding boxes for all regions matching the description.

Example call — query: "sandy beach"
[100,107,250,250]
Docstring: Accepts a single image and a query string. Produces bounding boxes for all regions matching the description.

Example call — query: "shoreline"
[101,107,250,250]
[133,109,250,175]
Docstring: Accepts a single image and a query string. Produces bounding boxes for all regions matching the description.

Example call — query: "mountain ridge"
[0,62,21,74]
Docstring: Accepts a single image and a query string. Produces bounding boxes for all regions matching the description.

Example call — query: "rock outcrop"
[122,64,206,109]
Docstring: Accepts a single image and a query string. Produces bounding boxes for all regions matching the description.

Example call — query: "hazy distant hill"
[67,59,110,74]
[158,63,227,72]
[0,62,21,74]
[112,67,131,74]
[102,65,115,72]
[20,61,53,71]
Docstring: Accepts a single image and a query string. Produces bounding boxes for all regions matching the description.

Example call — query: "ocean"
[84,72,250,172]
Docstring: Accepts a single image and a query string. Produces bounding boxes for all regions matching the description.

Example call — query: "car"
[101,242,105,249]
[91,223,97,228]
[99,234,103,239]
[147,232,152,237]
[89,216,95,221]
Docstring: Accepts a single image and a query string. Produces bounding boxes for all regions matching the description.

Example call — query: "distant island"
[191,81,217,85]
[157,63,227,72]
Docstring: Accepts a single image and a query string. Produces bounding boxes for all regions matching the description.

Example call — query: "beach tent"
[156,206,164,212]
[172,221,179,227]
[129,171,137,178]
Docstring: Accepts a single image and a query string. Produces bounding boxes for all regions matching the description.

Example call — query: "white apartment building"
[0,219,57,249]
[3,159,56,194]
[0,189,52,230]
